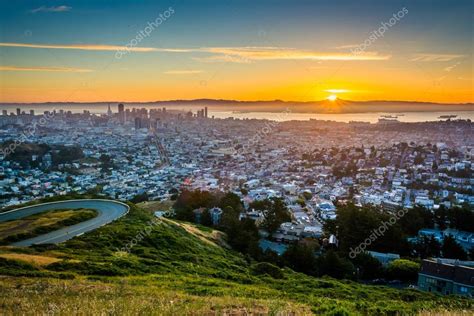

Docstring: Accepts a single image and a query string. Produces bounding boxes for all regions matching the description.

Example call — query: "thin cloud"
[163,70,203,75]
[0,66,92,73]
[0,42,192,53]
[30,5,71,13]
[0,42,390,62]
[410,53,464,62]
[333,44,361,50]
[325,89,350,93]
[192,55,252,64]
[196,47,391,63]
[444,62,461,72]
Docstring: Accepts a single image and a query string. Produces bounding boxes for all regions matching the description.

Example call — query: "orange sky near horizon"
[1,55,472,104]
[1,1,472,104]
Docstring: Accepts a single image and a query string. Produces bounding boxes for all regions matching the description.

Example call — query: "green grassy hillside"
[0,200,472,315]
[0,208,98,244]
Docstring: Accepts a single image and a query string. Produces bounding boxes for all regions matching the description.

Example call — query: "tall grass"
[0,200,472,315]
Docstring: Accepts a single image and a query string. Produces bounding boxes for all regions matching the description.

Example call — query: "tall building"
[134,117,142,129]
[2,110,7,116]
[16,108,21,116]
[204,107,208,118]
[30,110,35,116]
[118,103,125,123]
[107,104,112,116]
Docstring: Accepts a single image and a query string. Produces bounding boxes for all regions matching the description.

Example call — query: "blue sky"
[0,0,472,103]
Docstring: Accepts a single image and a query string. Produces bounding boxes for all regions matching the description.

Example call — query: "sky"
[0,0,472,103]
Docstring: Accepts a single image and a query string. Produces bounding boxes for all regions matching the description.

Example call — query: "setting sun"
[327,95,337,101]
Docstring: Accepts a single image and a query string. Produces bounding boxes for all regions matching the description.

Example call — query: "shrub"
[251,262,284,279]
[386,259,420,282]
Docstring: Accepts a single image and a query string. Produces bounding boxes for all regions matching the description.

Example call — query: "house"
[418,259,474,297]
[417,228,474,251]
[316,200,337,220]
[239,210,264,225]
[418,228,444,242]
[443,229,474,251]
[259,239,288,256]
[209,207,223,226]
[272,222,304,243]
[301,225,323,238]
[192,207,206,224]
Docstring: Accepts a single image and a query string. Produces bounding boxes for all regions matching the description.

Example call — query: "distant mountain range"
[1,99,473,113]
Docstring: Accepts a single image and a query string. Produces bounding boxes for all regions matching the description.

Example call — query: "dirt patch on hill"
[0,253,61,266]
[164,219,230,249]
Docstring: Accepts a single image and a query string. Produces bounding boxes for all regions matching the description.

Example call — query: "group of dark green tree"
[324,203,474,261]
[1,142,84,169]
[171,189,473,282]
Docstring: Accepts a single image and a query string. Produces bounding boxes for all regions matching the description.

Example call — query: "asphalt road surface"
[0,199,129,246]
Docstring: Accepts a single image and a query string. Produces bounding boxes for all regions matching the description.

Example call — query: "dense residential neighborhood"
[1,105,473,296]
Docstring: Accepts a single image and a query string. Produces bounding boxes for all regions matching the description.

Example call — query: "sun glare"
[327,95,337,101]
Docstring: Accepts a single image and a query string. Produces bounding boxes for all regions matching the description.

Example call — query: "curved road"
[0,199,129,247]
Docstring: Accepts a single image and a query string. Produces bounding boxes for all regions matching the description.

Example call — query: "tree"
[412,236,441,258]
[225,217,260,255]
[327,204,406,255]
[282,243,318,276]
[414,154,424,165]
[386,259,420,282]
[434,206,448,230]
[317,250,355,279]
[250,198,291,233]
[302,191,312,200]
[399,206,434,236]
[442,235,467,260]
[200,210,213,226]
[352,253,383,280]
[220,206,239,229]
[447,206,474,232]
[219,192,243,212]
[130,192,149,204]
[52,146,84,165]
[296,197,306,207]
[174,190,217,221]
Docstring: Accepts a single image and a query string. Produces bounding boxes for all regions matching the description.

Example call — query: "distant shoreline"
[0,99,472,114]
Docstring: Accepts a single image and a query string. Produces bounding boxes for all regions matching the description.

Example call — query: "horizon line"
[0,98,473,106]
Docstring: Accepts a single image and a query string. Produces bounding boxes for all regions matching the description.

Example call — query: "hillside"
[0,201,472,315]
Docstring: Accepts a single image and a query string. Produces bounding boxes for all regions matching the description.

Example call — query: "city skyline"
[0,0,473,104]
